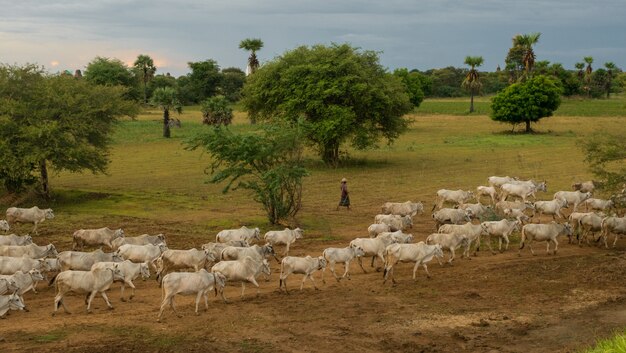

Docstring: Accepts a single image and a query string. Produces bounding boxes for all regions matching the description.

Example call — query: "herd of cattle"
[0,176,625,322]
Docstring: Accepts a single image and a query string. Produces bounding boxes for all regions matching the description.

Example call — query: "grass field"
[1,98,626,352]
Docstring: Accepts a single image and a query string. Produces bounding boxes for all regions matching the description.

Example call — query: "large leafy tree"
[604,62,618,98]
[461,56,484,113]
[491,75,562,133]
[239,38,264,75]
[186,122,308,224]
[512,32,541,80]
[392,68,424,108]
[242,43,413,165]
[0,64,137,196]
[84,56,139,100]
[151,87,182,138]
[220,67,246,101]
[133,54,156,104]
[187,59,222,103]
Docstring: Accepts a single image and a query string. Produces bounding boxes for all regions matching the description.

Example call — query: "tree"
[239,38,264,75]
[461,56,484,113]
[242,44,412,165]
[201,96,233,125]
[133,54,156,104]
[84,56,139,100]
[582,133,626,193]
[583,56,594,97]
[220,67,246,101]
[392,68,424,108]
[512,32,541,80]
[604,62,618,98]
[186,122,308,224]
[0,64,137,196]
[490,75,562,133]
[187,60,222,103]
[151,87,182,138]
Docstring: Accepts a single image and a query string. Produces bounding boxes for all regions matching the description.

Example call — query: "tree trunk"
[143,81,148,104]
[469,90,475,113]
[525,120,532,133]
[163,109,171,138]
[39,159,50,199]
[322,142,340,166]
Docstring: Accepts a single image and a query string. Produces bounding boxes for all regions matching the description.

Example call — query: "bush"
[200,96,233,126]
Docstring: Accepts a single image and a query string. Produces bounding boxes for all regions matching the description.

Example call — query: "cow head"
[205,249,216,263]
[294,228,303,239]
[114,229,125,238]
[0,220,9,232]
[433,244,444,259]
[464,209,474,222]
[254,228,261,240]
[111,264,125,281]
[8,293,25,311]
[264,243,276,257]
[156,234,166,243]
[562,223,573,237]
[317,257,327,270]
[158,244,169,253]
[112,252,124,262]
[46,244,59,257]
[353,246,365,258]
[537,181,547,192]
[23,235,33,245]
[36,259,51,272]
[261,259,271,275]
[28,269,45,282]
[140,263,151,280]
[44,209,55,220]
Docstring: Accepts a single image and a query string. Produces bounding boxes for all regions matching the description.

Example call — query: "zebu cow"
[383,242,444,284]
[572,181,595,193]
[0,292,25,318]
[374,214,413,231]
[577,213,605,245]
[533,198,569,221]
[5,206,54,235]
[0,278,19,295]
[503,208,531,224]
[500,181,546,202]
[211,257,271,299]
[112,234,166,250]
[116,243,168,271]
[433,189,474,210]
[381,201,424,217]
[215,226,260,245]
[438,222,485,257]
[57,249,123,272]
[480,219,521,254]
[519,222,573,255]
[0,269,44,307]
[368,223,391,237]
[52,265,125,315]
[0,234,32,246]
[0,256,49,275]
[584,198,615,212]
[457,203,492,220]
[91,261,150,301]
[156,249,216,284]
[201,241,249,262]
[600,216,626,248]
[349,234,399,272]
[488,176,518,188]
[279,256,327,293]
[432,208,473,230]
[476,186,498,204]
[264,228,303,257]
[0,243,57,259]
[219,243,277,263]
[157,270,227,322]
[321,246,365,282]
[495,200,534,216]
[553,190,592,212]
[72,227,124,250]
[426,233,468,263]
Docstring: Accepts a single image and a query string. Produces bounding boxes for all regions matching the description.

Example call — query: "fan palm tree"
[239,38,264,75]
[604,62,617,98]
[512,32,541,80]
[151,87,182,138]
[583,56,594,98]
[461,56,484,113]
[134,54,156,104]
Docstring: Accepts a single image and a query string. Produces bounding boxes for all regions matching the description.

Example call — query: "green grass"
[414,95,626,117]
[583,330,626,353]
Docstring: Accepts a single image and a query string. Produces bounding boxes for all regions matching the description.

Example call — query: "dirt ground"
[2,217,626,353]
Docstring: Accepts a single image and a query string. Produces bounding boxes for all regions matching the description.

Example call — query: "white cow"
[72,227,124,250]
[503,208,531,224]
[519,222,573,255]
[500,182,546,202]
[476,186,498,204]
[426,233,468,264]
[321,246,365,283]
[457,203,492,220]
[438,222,485,257]
[0,243,57,259]
[0,292,25,318]
[219,243,277,263]
[112,234,166,251]
[577,213,605,245]
[495,200,534,215]
[0,234,32,246]
[5,206,54,235]
[584,198,615,212]
[600,216,626,248]
[480,219,521,254]
[57,249,123,271]
[0,278,19,295]
[374,215,413,231]
[116,243,168,271]
[52,265,125,315]
[156,249,216,284]
[488,176,518,188]
[381,201,424,217]
[433,189,474,210]
[382,242,444,284]
[157,270,227,322]
[349,234,399,272]
[0,220,9,233]
[533,198,569,221]
[211,257,271,299]
[553,190,592,212]
[368,223,391,237]
[0,269,44,306]
[279,256,327,293]
[432,208,473,230]
[201,241,249,262]
[264,228,303,257]
[572,181,595,193]
[215,226,260,245]
[0,256,49,275]
[91,260,150,301]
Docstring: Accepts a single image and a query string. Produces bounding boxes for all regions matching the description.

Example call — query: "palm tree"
[461,56,484,113]
[583,56,594,98]
[151,87,182,138]
[512,32,541,80]
[134,54,156,104]
[239,38,264,75]
[604,62,617,98]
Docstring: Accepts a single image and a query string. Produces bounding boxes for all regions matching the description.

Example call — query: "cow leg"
[32,222,38,235]
[422,263,431,278]
[486,235,497,255]
[250,278,260,297]
[330,262,340,282]
[504,235,510,250]
[283,243,290,257]
[357,257,367,273]
[376,253,385,271]
[448,248,455,264]
[553,238,559,255]
[170,297,182,318]
[613,233,620,248]
[370,255,376,268]
[100,291,114,309]
[528,241,536,256]
[342,261,350,280]
[194,292,202,315]
[128,281,136,300]
[86,291,98,313]
[157,296,170,322]
[280,275,289,294]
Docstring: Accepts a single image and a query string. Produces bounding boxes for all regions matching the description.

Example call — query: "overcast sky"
[1,0,625,77]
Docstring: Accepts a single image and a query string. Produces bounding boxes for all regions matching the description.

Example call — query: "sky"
[1,0,625,77]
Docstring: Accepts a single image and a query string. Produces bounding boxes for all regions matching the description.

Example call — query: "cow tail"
[213,272,218,297]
